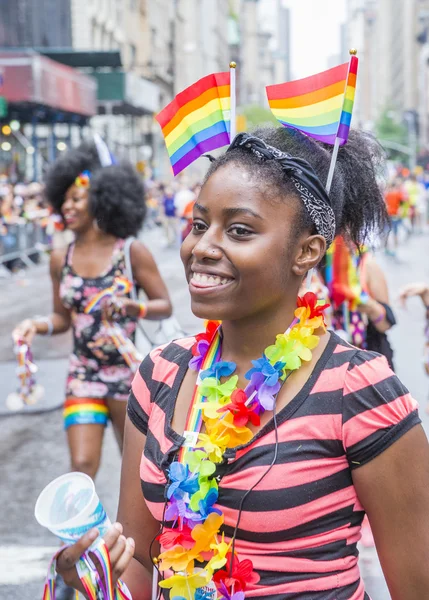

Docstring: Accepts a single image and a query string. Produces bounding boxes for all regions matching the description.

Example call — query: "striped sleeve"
[127,352,154,435]
[341,351,421,469]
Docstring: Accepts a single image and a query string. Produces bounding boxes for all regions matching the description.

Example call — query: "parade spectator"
[385,178,406,255]
[12,140,172,599]
[161,184,179,246]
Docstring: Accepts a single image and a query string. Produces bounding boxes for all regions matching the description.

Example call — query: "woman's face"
[180,163,320,322]
[61,184,93,232]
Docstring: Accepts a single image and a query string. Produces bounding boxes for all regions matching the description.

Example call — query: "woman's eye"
[229,225,253,237]
[192,221,207,233]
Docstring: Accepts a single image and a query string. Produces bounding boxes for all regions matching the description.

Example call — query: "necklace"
[156,292,329,600]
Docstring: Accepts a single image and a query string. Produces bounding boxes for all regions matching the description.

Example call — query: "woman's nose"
[192,230,223,261]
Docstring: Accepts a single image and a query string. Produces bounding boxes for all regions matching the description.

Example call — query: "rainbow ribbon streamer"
[15,340,38,405]
[42,540,132,599]
[103,320,142,373]
[85,277,132,314]
[177,327,222,464]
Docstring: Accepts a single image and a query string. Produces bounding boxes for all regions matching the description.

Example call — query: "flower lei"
[156,292,328,600]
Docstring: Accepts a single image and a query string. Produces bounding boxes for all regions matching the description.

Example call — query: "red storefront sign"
[0,52,97,117]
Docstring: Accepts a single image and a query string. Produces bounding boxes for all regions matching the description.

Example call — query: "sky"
[259,0,347,79]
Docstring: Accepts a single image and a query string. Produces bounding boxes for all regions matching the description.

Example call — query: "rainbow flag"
[156,72,231,175]
[266,55,358,145]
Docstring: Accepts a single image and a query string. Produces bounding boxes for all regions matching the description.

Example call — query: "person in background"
[12,140,172,599]
[161,184,179,246]
[385,179,406,255]
[400,282,429,411]
[404,174,426,233]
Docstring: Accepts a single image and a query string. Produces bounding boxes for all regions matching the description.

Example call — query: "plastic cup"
[34,472,111,544]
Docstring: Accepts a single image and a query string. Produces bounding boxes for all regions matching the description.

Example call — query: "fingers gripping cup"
[35,472,111,544]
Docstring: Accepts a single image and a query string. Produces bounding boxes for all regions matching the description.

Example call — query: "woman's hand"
[56,523,135,592]
[12,319,37,345]
[102,297,140,322]
[399,283,429,308]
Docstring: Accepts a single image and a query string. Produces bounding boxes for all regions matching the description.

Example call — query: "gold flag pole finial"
[349,48,358,56]
[229,61,237,69]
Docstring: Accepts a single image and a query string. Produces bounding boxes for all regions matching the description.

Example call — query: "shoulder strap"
[65,242,75,267]
[124,237,137,301]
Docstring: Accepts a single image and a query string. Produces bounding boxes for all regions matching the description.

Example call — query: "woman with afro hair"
[13,140,172,481]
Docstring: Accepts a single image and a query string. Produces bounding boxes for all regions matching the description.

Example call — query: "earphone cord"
[228,373,291,577]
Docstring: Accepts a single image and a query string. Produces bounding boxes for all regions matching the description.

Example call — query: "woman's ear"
[292,235,326,277]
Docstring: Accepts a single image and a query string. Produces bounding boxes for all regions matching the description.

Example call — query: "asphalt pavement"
[1,226,429,599]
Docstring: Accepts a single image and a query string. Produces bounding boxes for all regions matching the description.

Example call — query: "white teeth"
[191,272,232,287]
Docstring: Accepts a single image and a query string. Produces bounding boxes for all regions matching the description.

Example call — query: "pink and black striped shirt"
[127,332,420,599]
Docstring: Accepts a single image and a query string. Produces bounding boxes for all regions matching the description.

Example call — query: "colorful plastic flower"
[213,553,260,592]
[198,396,230,420]
[185,450,216,477]
[189,321,221,371]
[245,356,285,387]
[265,333,302,371]
[158,571,209,600]
[189,339,210,371]
[288,324,320,362]
[197,430,229,463]
[200,360,236,381]
[158,525,194,550]
[189,479,221,519]
[244,371,281,412]
[167,463,199,500]
[217,389,260,427]
[198,375,238,403]
[295,291,329,329]
[207,412,253,447]
[191,512,224,553]
[158,544,197,573]
[165,496,203,527]
[216,581,245,600]
[74,170,91,188]
[206,533,232,572]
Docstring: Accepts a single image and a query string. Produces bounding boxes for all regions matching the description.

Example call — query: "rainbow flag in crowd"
[266,55,358,145]
[156,72,231,175]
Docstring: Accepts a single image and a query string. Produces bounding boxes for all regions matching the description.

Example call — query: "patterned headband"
[227,133,336,245]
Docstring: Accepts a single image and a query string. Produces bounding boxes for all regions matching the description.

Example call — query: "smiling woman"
[56,127,429,600]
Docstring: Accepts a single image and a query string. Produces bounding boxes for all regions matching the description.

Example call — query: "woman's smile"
[189,269,235,294]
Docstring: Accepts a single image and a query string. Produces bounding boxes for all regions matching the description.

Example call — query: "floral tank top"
[59,239,137,366]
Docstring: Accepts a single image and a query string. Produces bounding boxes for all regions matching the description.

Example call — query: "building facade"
[0,0,72,48]
[345,0,429,145]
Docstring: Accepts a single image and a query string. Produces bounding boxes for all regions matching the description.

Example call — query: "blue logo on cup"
[56,502,108,542]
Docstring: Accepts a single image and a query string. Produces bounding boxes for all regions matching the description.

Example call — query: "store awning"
[0,50,97,121]
[39,49,123,70]
[94,71,160,116]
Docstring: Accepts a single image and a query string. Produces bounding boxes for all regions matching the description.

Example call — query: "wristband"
[138,302,148,319]
[371,307,386,325]
[35,316,54,336]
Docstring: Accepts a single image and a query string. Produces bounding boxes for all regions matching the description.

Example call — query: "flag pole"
[229,61,237,142]
[325,49,358,194]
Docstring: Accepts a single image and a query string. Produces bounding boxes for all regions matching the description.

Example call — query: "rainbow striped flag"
[156,72,231,175]
[266,56,358,145]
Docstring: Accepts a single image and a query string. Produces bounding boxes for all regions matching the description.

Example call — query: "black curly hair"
[204,127,388,249]
[44,140,146,238]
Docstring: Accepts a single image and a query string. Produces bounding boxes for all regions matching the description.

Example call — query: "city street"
[1,228,429,599]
